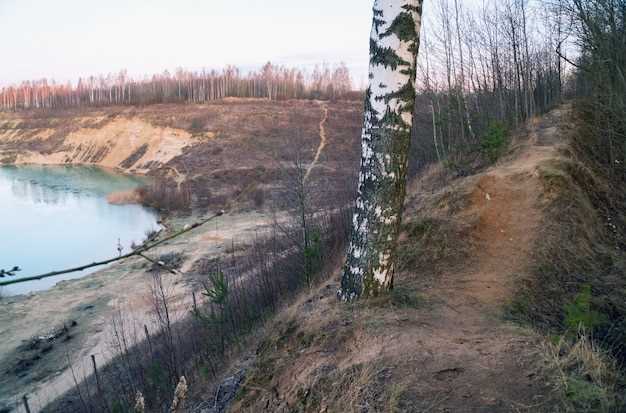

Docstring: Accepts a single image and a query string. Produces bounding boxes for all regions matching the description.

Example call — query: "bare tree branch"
[0,211,224,287]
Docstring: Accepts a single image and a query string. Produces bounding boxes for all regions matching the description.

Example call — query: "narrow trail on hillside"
[439,110,565,312]
[164,164,186,189]
[304,103,329,182]
[386,106,570,410]
[330,106,570,410]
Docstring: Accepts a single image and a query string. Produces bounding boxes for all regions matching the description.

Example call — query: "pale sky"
[0,0,376,87]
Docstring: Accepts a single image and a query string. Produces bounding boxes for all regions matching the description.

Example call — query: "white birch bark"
[339,0,424,301]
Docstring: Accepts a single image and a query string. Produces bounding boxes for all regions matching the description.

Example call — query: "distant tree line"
[411,0,568,170]
[0,62,354,111]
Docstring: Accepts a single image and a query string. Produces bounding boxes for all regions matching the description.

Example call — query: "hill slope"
[209,105,623,412]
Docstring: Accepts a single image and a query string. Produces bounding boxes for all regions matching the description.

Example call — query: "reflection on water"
[0,165,159,296]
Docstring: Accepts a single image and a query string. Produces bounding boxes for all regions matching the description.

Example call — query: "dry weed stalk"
[134,391,145,413]
[170,376,188,412]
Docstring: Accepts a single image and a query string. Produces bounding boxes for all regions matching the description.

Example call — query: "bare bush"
[136,179,192,212]
[188,118,205,134]
[150,252,185,272]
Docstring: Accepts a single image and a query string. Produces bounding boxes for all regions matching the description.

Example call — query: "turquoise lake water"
[0,165,160,296]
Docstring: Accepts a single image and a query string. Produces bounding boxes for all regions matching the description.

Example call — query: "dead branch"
[0,211,224,287]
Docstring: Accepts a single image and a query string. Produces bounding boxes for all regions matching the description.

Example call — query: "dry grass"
[543,331,623,412]
[106,189,143,205]
[136,179,192,212]
[396,216,474,275]
[233,302,416,413]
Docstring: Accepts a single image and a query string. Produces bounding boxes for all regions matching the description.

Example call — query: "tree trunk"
[454,0,476,143]
[339,0,424,301]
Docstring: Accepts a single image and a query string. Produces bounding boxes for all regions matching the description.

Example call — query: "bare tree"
[273,142,321,288]
[0,63,357,111]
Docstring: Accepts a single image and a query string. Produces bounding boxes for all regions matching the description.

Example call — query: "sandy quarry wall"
[0,114,198,173]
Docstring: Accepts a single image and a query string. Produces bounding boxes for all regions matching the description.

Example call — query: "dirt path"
[163,164,187,189]
[304,103,329,181]
[439,110,566,312]
[388,106,569,410]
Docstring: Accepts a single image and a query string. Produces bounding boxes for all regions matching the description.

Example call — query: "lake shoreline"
[0,164,160,296]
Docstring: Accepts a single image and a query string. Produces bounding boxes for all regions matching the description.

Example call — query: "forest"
[0,62,354,110]
[407,0,567,169]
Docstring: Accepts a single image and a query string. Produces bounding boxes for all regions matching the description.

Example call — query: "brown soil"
[230,107,571,412]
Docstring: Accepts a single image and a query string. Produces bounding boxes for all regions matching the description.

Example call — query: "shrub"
[303,229,323,287]
[390,286,423,309]
[480,121,507,162]
[145,228,160,242]
[564,285,607,333]
[251,188,265,208]
[200,270,229,307]
[137,179,192,212]
[365,285,424,310]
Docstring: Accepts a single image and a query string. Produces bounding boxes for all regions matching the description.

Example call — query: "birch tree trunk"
[338,0,424,301]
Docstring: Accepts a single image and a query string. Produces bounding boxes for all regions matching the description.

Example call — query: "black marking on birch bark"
[402,4,422,13]
[408,35,421,56]
[363,86,380,119]
[381,11,417,42]
[369,39,410,71]
[372,8,385,34]
[378,108,410,130]
[379,82,416,122]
